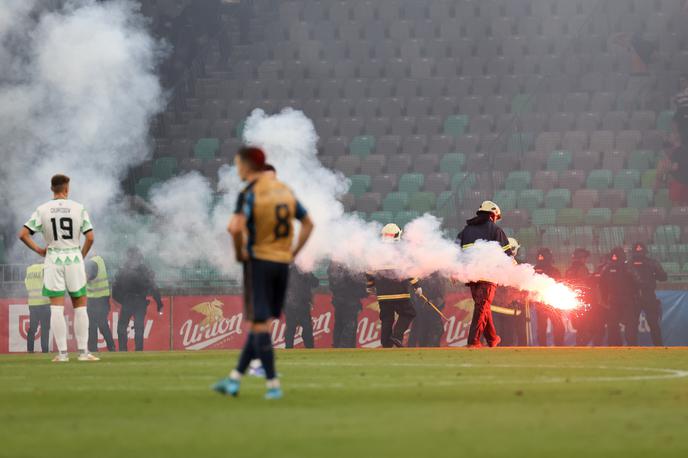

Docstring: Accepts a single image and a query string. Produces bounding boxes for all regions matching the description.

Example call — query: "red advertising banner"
[0,297,170,353]
[1,292,474,353]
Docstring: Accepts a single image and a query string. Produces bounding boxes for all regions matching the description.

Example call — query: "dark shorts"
[243,259,290,322]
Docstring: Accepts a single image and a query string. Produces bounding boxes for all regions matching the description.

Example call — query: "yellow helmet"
[381,223,402,241]
[478,200,502,220]
[508,237,520,255]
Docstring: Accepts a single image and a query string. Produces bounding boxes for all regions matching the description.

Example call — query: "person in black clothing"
[599,247,641,346]
[534,248,566,346]
[629,242,668,346]
[366,224,421,348]
[112,248,164,351]
[328,262,367,348]
[566,249,602,346]
[456,201,514,348]
[284,266,319,349]
[408,271,445,347]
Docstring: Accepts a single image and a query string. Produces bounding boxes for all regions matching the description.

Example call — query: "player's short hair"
[263,163,276,173]
[51,174,70,193]
[237,146,266,171]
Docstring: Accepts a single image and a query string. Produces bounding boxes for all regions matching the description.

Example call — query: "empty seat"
[557,208,584,226]
[371,175,398,194]
[349,135,376,157]
[443,115,469,137]
[335,156,361,176]
[613,208,640,226]
[399,173,425,193]
[387,154,413,175]
[572,189,599,210]
[413,154,440,174]
[627,188,653,209]
[561,131,588,153]
[424,173,450,193]
[572,151,600,171]
[615,130,642,153]
[401,135,428,155]
[614,169,641,190]
[532,171,559,192]
[356,193,382,213]
[599,189,627,210]
[547,150,572,172]
[427,135,455,156]
[347,175,371,196]
[518,190,544,211]
[586,169,613,190]
[383,192,409,213]
[589,131,615,152]
[439,153,465,174]
[535,132,562,155]
[601,150,627,173]
[360,154,386,175]
[545,188,571,210]
[409,192,437,213]
[585,208,612,226]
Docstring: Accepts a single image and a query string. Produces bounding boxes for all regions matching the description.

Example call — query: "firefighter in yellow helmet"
[365,224,421,347]
[456,201,514,347]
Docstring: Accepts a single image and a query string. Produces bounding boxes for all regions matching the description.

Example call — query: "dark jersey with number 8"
[238,176,308,264]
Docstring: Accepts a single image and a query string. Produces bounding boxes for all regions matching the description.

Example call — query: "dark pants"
[638,292,663,346]
[408,300,444,347]
[332,298,360,348]
[536,306,566,346]
[87,297,115,352]
[27,305,51,353]
[118,304,147,351]
[284,306,314,349]
[573,306,606,346]
[379,298,416,348]
[493,303,528,346]
[606,303,639,346]
[467,282,498,346]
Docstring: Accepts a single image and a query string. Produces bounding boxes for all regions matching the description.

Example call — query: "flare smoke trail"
[243,109,580,310]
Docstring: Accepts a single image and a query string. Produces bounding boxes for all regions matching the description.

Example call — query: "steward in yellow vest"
[85,255,115,352]
[24,264,51,353]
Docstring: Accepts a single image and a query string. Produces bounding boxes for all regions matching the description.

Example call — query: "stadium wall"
[1,292,687,352]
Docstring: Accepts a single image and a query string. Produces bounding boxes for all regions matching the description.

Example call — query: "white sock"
[74,306,89,353]
[50,306,67,353]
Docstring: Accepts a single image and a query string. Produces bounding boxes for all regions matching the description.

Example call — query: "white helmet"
[478,200,502,220]
[381,223,402,241]
[508,237,520,256]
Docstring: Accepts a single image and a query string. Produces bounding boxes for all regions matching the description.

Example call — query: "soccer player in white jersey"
[18,174,99,362]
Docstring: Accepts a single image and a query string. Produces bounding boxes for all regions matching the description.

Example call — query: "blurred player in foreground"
[213,147,314,400]
[18,174,99,362]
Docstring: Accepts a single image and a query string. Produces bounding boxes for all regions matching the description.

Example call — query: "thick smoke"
[244,109,580,310]
[0,0,164,259]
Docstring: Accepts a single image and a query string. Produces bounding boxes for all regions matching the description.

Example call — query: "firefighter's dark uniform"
[629,245,667,346]
[365,268,419,348]
[456,213,513,346]
[112,251,164,351]
[408,271,445,347]
[534,257,565,346]
[492,286,528,346]
[328,262,367,348]
[284,266,319,349]
[566,257,603,346]
[599,251,640,346]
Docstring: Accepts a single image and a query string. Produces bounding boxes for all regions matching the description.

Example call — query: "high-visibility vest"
[25,264,50,306]
[87,256,110,298]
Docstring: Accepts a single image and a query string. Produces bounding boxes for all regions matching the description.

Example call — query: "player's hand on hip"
[37,247,47,257]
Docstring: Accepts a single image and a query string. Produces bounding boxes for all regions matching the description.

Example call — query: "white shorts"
[43,250,87,298]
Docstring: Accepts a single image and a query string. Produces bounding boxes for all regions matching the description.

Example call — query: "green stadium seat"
[443,115,469,137]
[516,227,539,247]
[518,189,544,211]
[511,94,533,114]
[661,262,680,274]
[350,135,376,157]
[395,211,420,228]
[532,208,556,226]
[508,132,534,153]
[654,225,680,245]
[235,119,246,139]
[612,208,639,226]
[547,151,572,172]
[494,190,517,212]
[586,169,612,190]
[398,173,425,193]
[657,111,675,131]
[0,237,5,263]
[194,138,220,160]
[542,226,570,248]
[439,153,465,174]
[436,191,456,217]
[654,189,671,208]
[627,188,653,209]
[648,244,668,260]
[628,150,655,172]
[505,171,532,192]
[570,226,594,246]
[641,169,657,189]
[408,192,436,213]
[348,175,371,197]
[682,262,688,273]
[152,157,178,180]
[134,177,158,200]
[599,227,625,249]
[451,172,476,192]
[557,208,584,225]
[585,208,612,225]
[383,192,409,213]
[544,188,571,209]
[672,244,688,265]
[613,169,640,190]
[370,211,394,225]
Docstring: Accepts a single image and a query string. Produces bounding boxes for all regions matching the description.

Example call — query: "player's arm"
[17,226,46,257]
[81,230,94,258]
[292,200,313,259]
[228,214,247,262]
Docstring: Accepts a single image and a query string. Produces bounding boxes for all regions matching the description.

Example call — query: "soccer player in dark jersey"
[213,147,314,400]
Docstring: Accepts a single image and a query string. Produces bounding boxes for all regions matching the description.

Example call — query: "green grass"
[1,349,688,458]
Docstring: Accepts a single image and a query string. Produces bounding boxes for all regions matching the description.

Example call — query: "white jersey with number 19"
[24,199,93,250]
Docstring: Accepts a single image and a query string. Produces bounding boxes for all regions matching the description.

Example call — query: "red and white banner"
[0,292,474,353]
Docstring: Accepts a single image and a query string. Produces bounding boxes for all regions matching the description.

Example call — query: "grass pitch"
[1,348,687,458]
